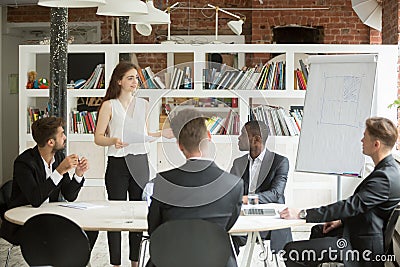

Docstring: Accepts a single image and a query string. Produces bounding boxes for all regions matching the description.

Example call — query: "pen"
[342,172,359,177]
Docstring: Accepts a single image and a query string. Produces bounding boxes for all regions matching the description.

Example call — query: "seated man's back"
[146,109,243,267]
[148,159,243,233]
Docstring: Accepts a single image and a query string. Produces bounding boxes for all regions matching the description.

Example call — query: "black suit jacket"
[306,154,400,262]
[148,159,243,267]
[230,149,288,203]
[0,146,84,245]
[230,149,292,251]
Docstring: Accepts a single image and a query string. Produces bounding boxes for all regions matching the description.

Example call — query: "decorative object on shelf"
[38,78,50,89]
[96,0,147,16]
[38,0,105,8]
[128,0,171,35]
[26,71,37,89]
[351,0,382,31]
[207,4,245,43]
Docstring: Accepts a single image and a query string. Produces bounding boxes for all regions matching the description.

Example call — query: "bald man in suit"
[230,120,292,254]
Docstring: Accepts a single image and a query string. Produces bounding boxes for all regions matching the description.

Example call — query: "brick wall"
[5,1,386,73]
[382,0,399,45]
[251,0,370,44]
[381,0,400,99]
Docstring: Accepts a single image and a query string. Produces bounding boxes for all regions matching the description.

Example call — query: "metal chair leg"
[5,245,13,267]
[138,237,149,267]
[273,253,279,267]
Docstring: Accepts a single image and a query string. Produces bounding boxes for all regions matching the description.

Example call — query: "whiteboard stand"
[337,175,342,201]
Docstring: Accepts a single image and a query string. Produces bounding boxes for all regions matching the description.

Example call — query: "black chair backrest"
[150,219,231,267]
[384,205,400,254]
[0,180,13,221]
[20,213,90,267]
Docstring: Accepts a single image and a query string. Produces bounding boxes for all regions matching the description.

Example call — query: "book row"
[251,105,303,136]
[27,107,49,133]
[70,110,98,134]
[137,66,192,90]
[60,57,308,91]
[73,64,105,89]
[295,59,308,90]
[137,60,308,91]
[204,62,286,90]
[206,110,240,135]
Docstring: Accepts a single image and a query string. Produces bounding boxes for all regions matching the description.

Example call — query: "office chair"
[19,213,91,267]
[138,233,150,267]
[317,205,400,267]
[149,219,232,267]
[0,179,14,267]
[384,205,400,255]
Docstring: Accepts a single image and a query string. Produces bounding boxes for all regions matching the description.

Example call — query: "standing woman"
[95,61,173,267]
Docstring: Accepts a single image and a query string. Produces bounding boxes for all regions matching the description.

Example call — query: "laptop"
[241,203,285,216]
[242,207,277,216]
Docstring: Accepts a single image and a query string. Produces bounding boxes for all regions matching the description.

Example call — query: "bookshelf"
[19,44,397,206]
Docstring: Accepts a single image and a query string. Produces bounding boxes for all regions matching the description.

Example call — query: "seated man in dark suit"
[280,117,400,267]
[147,109,243,267]
[0,117,98,250]
[230,120,292,254]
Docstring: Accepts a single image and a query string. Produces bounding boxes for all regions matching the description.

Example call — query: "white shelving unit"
[19,44,398,206]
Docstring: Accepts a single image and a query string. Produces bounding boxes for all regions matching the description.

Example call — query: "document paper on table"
[59,202,105,210]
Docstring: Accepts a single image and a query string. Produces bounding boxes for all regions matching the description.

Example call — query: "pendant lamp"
[97,0,148,16]
[128,0,170,25]
[135,24,153,36]
[38,0,106,8]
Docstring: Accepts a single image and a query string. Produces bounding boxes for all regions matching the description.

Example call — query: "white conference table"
[5,201,305,267]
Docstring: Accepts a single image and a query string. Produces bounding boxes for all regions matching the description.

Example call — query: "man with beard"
[0,117,98,251]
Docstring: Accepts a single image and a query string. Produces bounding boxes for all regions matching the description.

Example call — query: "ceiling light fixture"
[96,0,148,16]
[38,0,105,8]
[128,0,170,25]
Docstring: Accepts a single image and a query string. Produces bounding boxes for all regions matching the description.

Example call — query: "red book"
[87,112,96,133]
[83,112,92,133]
[296,69,306,90]
[72,112,78,133]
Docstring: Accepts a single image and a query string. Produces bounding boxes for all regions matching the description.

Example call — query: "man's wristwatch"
[299,209,307,219]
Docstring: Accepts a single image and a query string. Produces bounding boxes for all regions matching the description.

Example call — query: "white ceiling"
[0,0,38,6]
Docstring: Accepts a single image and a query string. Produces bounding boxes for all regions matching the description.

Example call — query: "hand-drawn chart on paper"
[296,55,377,175]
